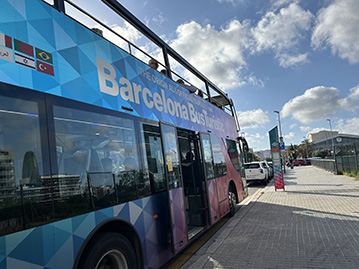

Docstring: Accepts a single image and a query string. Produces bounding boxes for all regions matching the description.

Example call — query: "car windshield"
[244,163,260,169]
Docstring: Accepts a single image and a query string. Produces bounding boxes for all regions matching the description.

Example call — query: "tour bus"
[0,0,248,268]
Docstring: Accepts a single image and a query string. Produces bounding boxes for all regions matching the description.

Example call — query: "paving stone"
[181,166,359,268]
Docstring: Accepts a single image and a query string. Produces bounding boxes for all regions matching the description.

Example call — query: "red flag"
[14,39,34,57]
[0,33,12,48]
[36,60,54,76]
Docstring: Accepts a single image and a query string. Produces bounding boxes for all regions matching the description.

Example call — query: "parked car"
[293,159,306,166]
[244,162,268,185]
[260,160,273,179]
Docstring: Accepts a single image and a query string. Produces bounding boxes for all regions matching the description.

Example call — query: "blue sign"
[279,141,285,150]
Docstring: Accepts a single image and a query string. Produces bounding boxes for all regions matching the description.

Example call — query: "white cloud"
[242,132,263,148]
[281,86,343,123]
[237,109,269,129]
[300,126,312,132]
[103,22,142,53]
[216,0,245,5]
[277,53,309,68]
[338,85,359,111]
[311,0,359,64]
[170,20,250,90]
[284,132,295,139]
[251,2,314,67]
[337,118,359,135]
[290,123,297,129]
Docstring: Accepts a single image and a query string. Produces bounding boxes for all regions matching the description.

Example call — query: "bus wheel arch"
[75,218,144,269]
[228,180,238,217]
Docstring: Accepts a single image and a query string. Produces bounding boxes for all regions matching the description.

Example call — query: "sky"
[65,0,359,151]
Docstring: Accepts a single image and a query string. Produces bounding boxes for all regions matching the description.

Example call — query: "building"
[254,149,272,161]
[308,130,359,151]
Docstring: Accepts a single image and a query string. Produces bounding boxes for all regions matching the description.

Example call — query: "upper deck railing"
[46,0,241,131]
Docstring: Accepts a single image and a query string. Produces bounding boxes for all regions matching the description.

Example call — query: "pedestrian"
[148,59,159,70]
[289,156,293,169]
[160,69,168,77]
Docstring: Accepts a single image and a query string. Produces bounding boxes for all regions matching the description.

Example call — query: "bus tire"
[228,191,236,217]
[80,232,137,269]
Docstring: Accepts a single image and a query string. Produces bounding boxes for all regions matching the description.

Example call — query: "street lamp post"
[274,110,286,173]
[241,132,248,163]
[327,119,337,173]
[303,136,308,158]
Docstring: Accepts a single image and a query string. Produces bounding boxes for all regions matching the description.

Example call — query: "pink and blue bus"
[0,0,248,268]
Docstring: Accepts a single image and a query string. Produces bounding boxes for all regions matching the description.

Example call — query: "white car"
[260,161,273,179]
[244,162,268,185]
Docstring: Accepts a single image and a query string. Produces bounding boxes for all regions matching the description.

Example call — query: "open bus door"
[177,129,209,239]
[160,122,188,255]
[237,140,248,195]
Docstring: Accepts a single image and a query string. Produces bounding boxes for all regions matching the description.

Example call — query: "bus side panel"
[132,192,173,269]
[223,141,247,203]
[0,193,172,269]
[168,187,188,254]
[207,179,220,225]
[216,177,230,217]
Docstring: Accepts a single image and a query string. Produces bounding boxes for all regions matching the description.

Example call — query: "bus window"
[0,95,50,235]
[201,133,214,179]
[226,138,243,173]
[211,135,227,177]
[161,124,181,190]
[140,123,166,193]
[53,106,150,212]
[201,134,227,179]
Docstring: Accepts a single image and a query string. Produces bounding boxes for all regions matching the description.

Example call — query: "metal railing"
[46,0,237,122]
[311,159,337,174]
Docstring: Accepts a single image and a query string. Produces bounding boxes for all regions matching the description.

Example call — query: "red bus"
[0,0,247,268]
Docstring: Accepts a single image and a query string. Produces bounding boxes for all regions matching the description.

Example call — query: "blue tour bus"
[0,0,248,268]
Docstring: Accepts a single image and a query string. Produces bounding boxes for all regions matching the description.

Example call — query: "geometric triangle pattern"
[0,0,238,141]
[0,192,172,269]
[168,187,188,254]
[0,1,239,268]
[207,179,220,225]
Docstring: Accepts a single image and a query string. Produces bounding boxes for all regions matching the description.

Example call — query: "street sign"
[279,141,285,150]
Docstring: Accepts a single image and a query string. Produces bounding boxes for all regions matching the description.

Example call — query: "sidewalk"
[181,166,359,268]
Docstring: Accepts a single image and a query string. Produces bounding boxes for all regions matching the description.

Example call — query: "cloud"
[340,85,359,109]
[337,118,359,135]
[216,0,245,5]
[104,22,142,51]
[284,132,295,139]
[237,109,269,129]
[251,2,314,67]
[170,20,250,89]
[311,0,359,64]
[290,124,297,129]
[300,126,312,132]
[242,132,263,147]
[281,86,343,123]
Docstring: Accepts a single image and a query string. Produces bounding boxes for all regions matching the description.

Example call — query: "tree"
[247,151,259,162]
[312,149,329,158]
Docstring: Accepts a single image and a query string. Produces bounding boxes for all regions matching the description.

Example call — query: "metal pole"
[274,111,286,173]
[327,119,337,173]
[304,136,308,158]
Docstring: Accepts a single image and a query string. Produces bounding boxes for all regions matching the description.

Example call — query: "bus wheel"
[81,232,137,269]
[228,191,236,217]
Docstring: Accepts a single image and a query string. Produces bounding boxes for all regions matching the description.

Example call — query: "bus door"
[160,122,188,255]
[237,141,248,195]
[199,132,220,226]
[177,129,208,240]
